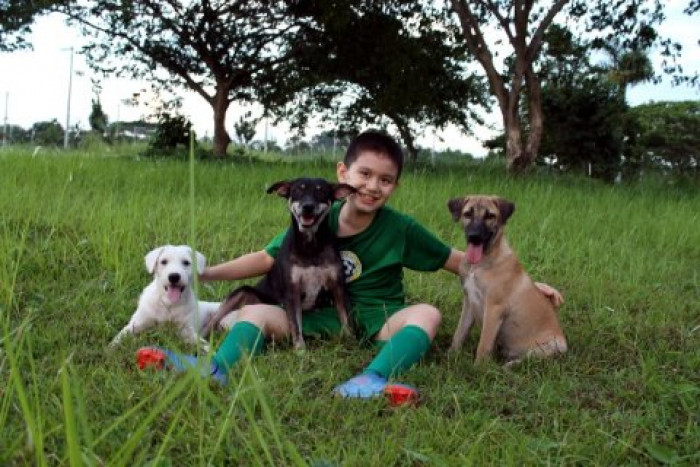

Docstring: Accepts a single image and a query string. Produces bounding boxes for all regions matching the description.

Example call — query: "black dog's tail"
[201,286,266,337]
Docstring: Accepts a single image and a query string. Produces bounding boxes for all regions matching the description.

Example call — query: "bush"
[145,113,195,157]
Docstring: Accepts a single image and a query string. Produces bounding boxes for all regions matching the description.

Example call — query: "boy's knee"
[410,304,442,338]
[424,305,442,330]
[237,305,288,339]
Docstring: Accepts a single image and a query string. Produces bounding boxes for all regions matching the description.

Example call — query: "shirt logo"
[340,250,362,283]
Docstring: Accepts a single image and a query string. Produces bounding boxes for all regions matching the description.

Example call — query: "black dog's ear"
[447,197,467,222]
[267,181,291,197]
[333,183,357,200]
[497,198,515,223]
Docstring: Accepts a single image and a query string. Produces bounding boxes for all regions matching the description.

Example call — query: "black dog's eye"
[183,260,191,267]
[160,259,168,265]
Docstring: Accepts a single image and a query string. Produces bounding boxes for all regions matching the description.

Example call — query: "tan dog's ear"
[447,197,468,222]
[497,198,515,223]
[145,246,167,274]
[267,180,291,197]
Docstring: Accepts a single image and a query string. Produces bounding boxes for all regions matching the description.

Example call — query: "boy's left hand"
[534,282,564,308]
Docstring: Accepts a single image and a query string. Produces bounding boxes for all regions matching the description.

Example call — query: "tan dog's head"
[447,195,515,265]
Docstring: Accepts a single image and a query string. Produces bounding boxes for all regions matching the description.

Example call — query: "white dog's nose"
[168,273,181,284]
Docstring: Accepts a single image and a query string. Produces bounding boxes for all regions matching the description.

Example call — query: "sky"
[1,5,698,156]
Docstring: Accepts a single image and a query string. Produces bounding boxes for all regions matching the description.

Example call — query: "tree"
[61,1,300,157]
[0,0,60,52]
[32,119,64,146]
[1,124,29,144]
[539,78,627,181]
[146,113,194,156]
[601,47,654,101]
[278,1,487,161]
[233,113,259,147]
[629,101,700,177]
[448,0,674,172]
[88,98,108,135]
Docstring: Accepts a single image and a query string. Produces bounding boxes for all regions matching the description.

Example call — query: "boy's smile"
[337,150,399,216]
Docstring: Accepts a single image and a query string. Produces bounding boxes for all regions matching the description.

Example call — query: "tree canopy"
[448,0,681,172]
[0,0,60,52]
[275,0,488,160]
[61,0,301,157]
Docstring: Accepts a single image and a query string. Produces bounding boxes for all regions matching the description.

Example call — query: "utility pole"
[3,92,8,147]
[63,47,74,149]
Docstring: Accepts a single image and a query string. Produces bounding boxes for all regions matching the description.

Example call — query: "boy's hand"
[534,282,564,308]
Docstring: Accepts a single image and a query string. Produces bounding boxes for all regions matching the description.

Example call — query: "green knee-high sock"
[213,321,265,372]
[365,325,432,379]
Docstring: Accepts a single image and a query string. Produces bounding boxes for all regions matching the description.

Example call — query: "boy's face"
[336,150,399,214]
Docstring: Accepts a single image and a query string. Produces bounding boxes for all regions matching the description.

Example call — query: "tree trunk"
[212,85,231,158]
[394,119,418,162]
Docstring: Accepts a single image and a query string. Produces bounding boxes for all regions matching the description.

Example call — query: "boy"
[138,130,562,398]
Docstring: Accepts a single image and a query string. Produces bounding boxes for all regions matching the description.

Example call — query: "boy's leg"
[213,304,288,371]
[137,304,290,384]
[333,304,441,398]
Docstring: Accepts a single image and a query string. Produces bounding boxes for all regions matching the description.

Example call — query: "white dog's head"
[144,245,206,305]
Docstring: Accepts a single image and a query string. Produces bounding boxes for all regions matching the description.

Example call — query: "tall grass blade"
[60,361,82,466]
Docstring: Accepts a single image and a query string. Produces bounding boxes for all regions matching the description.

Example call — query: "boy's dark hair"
[344,130,404,179]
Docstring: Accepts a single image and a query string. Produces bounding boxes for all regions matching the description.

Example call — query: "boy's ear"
[447,197,467,222]
[336,161,348,182]
[144,246,167,274]
[497,198,515,224]
[267,181,291,197]
[333,183,357,200]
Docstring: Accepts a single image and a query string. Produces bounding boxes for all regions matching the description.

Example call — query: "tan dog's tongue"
[167,286,182,303]
[466,244,484,264]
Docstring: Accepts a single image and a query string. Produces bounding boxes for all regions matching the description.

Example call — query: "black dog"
[202,178,356,349]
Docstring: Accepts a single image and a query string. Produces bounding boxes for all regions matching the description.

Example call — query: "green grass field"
[1,146,698,465]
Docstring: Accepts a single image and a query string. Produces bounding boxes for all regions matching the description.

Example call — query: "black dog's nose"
[301,203,315,215]
[168,273,181,284]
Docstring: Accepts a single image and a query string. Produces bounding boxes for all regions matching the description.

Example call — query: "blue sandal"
[136,347,227,385]
[332,372,388,398]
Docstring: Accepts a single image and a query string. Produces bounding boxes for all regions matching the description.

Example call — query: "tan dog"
[447,195,567,365]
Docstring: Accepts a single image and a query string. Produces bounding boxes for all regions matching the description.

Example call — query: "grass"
[0,145,698,465]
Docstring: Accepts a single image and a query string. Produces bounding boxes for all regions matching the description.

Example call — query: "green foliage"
[0,151,698,464]
[233,113,259,147]
[629,101,700,177]
[0,124,30,144]
[61,0,301,157]
[0,0,60,52]
[145,113,194,157]
[538,78,628,182]
[449,0,678,170]
[31,119,64,146]
[280,1,487,161]
[88,98,108,135]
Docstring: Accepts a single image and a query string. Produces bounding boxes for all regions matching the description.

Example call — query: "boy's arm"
[199,250,274,282]
[441,249,564,307]
[442,249,463,275]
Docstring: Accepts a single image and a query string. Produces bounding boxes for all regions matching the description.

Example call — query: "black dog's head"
[267,178,356,233]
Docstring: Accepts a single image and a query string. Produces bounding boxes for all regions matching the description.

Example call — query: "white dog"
[110,245,238,350]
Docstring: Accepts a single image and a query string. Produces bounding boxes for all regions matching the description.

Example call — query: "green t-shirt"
[264,201,451,314]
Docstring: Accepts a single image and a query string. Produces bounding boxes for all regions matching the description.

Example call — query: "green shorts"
[302,303,405,342]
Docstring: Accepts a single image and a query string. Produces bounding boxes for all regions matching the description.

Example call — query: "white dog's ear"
[195,251,206,273]
[145,246,166,274]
